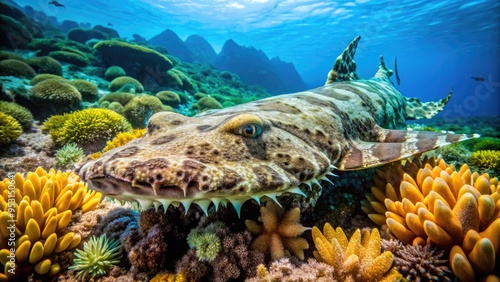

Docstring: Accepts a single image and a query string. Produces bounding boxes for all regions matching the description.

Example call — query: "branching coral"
[0,167,102,280]
[90,128,145,159]
[381,239,452,281]
[468,150,500,173]
[311,223,401,282]
[245,201,309,260]
[362,157,500,281]
[69,234,122,280]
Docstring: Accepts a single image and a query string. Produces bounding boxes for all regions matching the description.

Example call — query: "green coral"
[30,73,67,85]
[25,56,62,75]
[98,92,135,106]
[0,101,33,130]
[0,112,22,145]
[29,79,82,113]
[109,76,144,93]
[187,222,224,262]
[55,143,85,168]
[192,96,222,112]
[70,79,99,101]
[156,90,181,107]
[69,235,122,280]
[0,51,23,61]
[108,101,125,115]
[48,50,89,67]
[104,66,126,81]
[468,150,500,173]
[0,59,36,78]
[124,95,164,128]
[43,108,132,146]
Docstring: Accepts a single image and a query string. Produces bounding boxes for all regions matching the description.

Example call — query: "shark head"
[77,109,336,215]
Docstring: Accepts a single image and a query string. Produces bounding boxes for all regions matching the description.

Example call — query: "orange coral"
[312,223,401,282]
[245,201,309,260]
[362,157,500,281]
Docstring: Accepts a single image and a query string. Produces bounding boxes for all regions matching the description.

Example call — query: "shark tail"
[404,89,453,119]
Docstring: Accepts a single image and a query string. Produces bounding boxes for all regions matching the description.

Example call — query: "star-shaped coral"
[245,201,309,260]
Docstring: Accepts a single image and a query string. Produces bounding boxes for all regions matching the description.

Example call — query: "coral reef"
[150,272,194,282]
[0,59,36,78]
[109,76,144,93]
[0,112,22,145]
[245,201,309,260]
[94,40,174,79]
[362,157,500,280]
[69,79,99,102]
[0,101,33,130]
[156,90,181,107]
[30,73,67,85]
[25,56,62,76]
[104,66,126,81]
[69,234,122,280]
[98,92,136,106]
[28,79,82,117]
[472,137,500,152]
[381,239,452,281]
[312,223,401,281]
[55,143,85,170]
[123,95,165,128]
[48,50,89,67]
[246,258,335,282]
[42,108,132,151]
[0,168,102,280]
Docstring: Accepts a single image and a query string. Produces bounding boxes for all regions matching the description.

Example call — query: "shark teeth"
[115,179,332,217]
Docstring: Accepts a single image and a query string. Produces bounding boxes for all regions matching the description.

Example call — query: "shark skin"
[77,36,474,216]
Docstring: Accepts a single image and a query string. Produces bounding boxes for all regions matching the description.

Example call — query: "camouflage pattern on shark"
[77,36,474,215]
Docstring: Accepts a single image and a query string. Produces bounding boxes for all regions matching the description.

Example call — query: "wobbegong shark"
[77,36,474,215]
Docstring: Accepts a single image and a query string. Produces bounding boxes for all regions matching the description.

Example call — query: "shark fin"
[339,129,476,170]
[374,55,394,82]
[325,36,361,84]
[405,89,453,119]
[394,57,401,85]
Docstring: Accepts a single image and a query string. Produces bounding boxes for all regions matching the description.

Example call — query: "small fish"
[108,22,113,27]
[48,0,65,7]
[471,76,485,82]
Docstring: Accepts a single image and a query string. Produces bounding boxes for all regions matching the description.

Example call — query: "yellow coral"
[0,167,101,280]
[361,157,500,281]
[245,201,309,260]
[469,150,500,172]
[312,223,401,282]
[150,272,194,282]
[90,128,146,159]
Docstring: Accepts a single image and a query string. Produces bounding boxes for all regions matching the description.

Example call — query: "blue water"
[14,0,500,117]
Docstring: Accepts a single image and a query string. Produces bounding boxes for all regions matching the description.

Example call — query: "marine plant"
[25,56,62,76]
[55,143,85,169]
[43,108,132,148]
[312,223,401,281]
[0,59,36,78]
[468,150,500,173]
[0,167,102,280]
[245,201,309,260]
[124,95,164,128]
[69,234,122,280]
[109,76,144,93]
[0,112,22,145]
[69,79,99,101]
[104,66,126,81]
[361,157,500,281]
[0,101,33,130]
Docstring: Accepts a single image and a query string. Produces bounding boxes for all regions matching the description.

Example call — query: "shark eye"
[237,123,262,138]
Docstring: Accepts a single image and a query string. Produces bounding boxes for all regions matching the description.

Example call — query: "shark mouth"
[84,165,337,217]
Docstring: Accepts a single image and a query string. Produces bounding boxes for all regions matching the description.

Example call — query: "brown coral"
[246,258,336,282]
[312,223,401,282]
[245,201,309,260]
[362,157,500,281]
